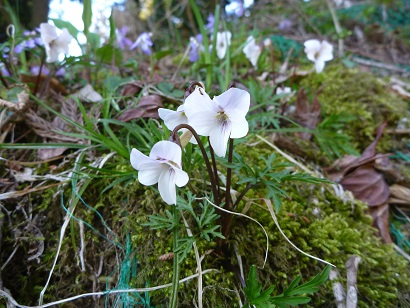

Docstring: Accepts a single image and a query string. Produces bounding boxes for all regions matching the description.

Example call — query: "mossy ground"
[2,135,409,307]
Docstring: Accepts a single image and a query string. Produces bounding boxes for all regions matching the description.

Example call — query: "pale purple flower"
[279,19,292,32]
[189,34,203,62]
[0,65,10,77]
[130,140,189,205]
[30,66,50,75]
[117,26,133,50]
[205,14,214,31]
[30,66,65,76]
[131,32,153,55]
[14,30,43,54]
[184,87,250,157]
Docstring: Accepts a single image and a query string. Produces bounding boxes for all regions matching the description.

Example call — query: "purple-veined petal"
[158,167,177,205]
[149,140,182,167]
[138,165,163,185]
[187,110,218,136]
[214,88,250,117]
[229,115,249,138]
[209,120,232,157]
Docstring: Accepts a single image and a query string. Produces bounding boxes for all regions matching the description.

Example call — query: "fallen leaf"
[294,89,321,140]
[369,203,392,243]
[117,95,163,122]
[70,84,103,102]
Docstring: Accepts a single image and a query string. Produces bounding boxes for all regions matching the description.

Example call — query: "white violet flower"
[40,23,73,63]
[243,35,261,68]
[215,31,232,60]
[303,39,333,73]
[276,87,292,95]
[130,140,189,205]
[158,105,188,131]
[184,87,250,157]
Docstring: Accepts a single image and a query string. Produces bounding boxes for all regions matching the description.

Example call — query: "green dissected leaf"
[244,265,274,307]
[244,265,331,307]
[270,296,311,307]
[175,237,195,262]
[142,210,175,231]
[51,19,79,39]
[284,265,331,296]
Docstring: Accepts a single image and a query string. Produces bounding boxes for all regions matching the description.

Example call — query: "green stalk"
[188,0,212,89]
[170,205,180,308]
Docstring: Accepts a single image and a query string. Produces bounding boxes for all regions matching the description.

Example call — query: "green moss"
[3,145,409,307]
[300,62,410,153]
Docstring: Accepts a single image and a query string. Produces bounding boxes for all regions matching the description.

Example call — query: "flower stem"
[224,138,234,211]
[170,205,180,308]
[209,142,221,201]
[171,124,219,204]
[221,138,234,240]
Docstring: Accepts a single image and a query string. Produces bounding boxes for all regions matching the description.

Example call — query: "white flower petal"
[130,148,154,170]
[138,165,163,185]
[318,41,333,62]
[229,115,249,138]
[304,39,321,62]
[216,31,232,59]
[209,121,232,157]
[46,48,60,63]
[315,60,326,73]
[184,87,215,117]
[158,108,188,131]
[173,167,189,187]
[188,110,218,136]
[150,140,182,167]
[214,88,250,117]
[243,36,261,67]
[54,28,73,54]
[158,168,177,205]
[40,23,58,46]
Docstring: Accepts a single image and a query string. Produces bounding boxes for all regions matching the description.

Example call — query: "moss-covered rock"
[300,63,410,153]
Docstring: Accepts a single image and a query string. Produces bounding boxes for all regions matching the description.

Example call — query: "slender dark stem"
[171,124,219,204]
[232,183,254,210]
[224,138,234,210]
[34,51,46,95]
[208,141,221,202]
[223,182,255,240]
[170,205,180,308]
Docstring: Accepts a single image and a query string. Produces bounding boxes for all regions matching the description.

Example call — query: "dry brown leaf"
[369,203,392,243]
[119,81,143,97]
[294,89,321,140]
[117,95,163,122]
[20,74,68,95]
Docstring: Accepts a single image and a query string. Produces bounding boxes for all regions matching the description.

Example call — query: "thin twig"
[0,269,219,308]
[180,212,203,308]
[199,197,269,268]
